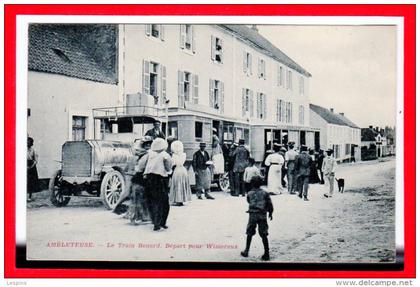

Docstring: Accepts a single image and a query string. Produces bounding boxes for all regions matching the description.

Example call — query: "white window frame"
[68,109,91,140]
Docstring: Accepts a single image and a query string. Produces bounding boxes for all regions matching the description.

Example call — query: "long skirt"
[212,153,225,175]
[169,166,192,204]
[128,182,151,224]
[267,164,283,195]
[146,174,170,228]
[27,163,39,196]
[195,168,211,190]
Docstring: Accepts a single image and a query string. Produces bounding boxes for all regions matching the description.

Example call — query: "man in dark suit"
[192,143,215,200]
[295,145,312,201]
[145,120,166,139]
[231,139,250,196]
[317,149,325,184]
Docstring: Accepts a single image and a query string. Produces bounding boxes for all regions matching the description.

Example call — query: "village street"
[26,157,395,263]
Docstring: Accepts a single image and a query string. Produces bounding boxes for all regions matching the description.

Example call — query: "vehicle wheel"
[217,172,230,192]
[49,170,71,207]
[100,170,126,210]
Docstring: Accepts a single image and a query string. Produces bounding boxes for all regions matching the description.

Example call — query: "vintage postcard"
[4,4,415,280]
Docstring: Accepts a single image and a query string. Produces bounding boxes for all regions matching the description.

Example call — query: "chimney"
[369,125,373,129]
[339,112,344,116]
[251,24,259,32]
[330,108,334,113]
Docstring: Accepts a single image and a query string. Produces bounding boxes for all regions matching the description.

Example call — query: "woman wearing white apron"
[169,140,192,206]
[264,145,285,195]
[212,134,225,176]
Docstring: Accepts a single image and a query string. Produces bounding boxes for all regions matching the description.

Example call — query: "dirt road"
[26,157,395,263]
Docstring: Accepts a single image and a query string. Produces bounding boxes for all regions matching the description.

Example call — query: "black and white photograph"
[24,21,399,265]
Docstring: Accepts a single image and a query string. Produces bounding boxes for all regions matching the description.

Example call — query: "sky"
[258,25,397,128]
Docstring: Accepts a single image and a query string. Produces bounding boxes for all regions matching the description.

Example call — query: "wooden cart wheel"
[217,172,230,192]
[49,170,71,207]
[100,170,125,210]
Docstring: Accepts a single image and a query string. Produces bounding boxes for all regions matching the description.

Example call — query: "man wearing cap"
[227,142,239,196]
[145,120,166,140]
[295,145,312,201]
[232,139,250,196]
[317,149,325,184]
[192,143,215,200]
[322,149,337,198]
[285,143,299,194]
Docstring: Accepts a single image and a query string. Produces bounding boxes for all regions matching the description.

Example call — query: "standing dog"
[336,178,345,193]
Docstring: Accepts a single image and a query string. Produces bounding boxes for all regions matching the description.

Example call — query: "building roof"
[220,25,311,77]
[28,24,118,84]
[361,128,379,141]
[310,104,359,128]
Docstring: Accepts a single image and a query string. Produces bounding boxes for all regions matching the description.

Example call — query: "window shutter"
[256,93,261,118]
[211,36,216,61]
[277,65,280,86]
[263,94,267,119]
[191,25,196,53]
[262,60,266,79]
[160,25,165,41]
[249,90,254,118]
[220,81,224,113]
[276,100,280,122]
[178,70,184,108]
[219,38,224,63]
[161,65,167,104]
[249,54,253,75]
[145,24,151,36]
[142,60,150,95]
[243,51,247,73]
[290,103,293,123]
[258,59,261,77]
[193,74,199,104]
[209,79,214,108]
[180,25,186,49]
[242,89,246,117]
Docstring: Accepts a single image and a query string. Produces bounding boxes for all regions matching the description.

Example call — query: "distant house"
[28,24,119,178]
[310,104,361,162]
[361,126,395,159]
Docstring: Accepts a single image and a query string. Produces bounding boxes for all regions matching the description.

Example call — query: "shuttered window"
[145,24,165,41]
[258,58,266,79]
[143,60,165,105]
[178,70,199,107]
[256,92,267,119]
[243,51,252,75]
[180,24,195,52]
[299,105,304,125]
[299,76,305,95]
[211,35,223,63]
[209,79,224,112]
[242,88,253,117]
[278,65,284,86]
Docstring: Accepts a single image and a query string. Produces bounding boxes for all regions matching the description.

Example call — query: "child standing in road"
[243,158,262,193]
[241,176,274,261]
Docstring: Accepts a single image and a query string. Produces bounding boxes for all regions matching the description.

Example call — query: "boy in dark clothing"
[240,176,274,261]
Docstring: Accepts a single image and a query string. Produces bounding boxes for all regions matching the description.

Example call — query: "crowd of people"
[27,120,338,259]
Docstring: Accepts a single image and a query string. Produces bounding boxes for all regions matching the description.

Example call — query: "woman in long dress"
[211,134,225,176]
[27,137,39,202]
[169,141,192,206]
[309,149,320,184]
[264,145,284,195]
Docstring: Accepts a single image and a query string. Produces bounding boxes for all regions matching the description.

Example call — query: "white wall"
[121,24,311,127]
[27,71,119,178]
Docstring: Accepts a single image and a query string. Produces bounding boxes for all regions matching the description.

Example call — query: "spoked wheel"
[100,170,126,210]
[49,170,71,207]
[217,172,230,192]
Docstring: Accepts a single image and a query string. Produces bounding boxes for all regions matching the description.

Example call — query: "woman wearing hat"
[264,144,284,195]
[169,140,192,206]
[138,138,173,231]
